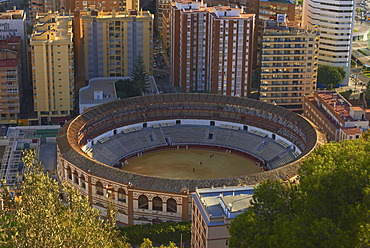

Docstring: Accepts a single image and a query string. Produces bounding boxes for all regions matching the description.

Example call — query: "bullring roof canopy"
[57,93,319,193]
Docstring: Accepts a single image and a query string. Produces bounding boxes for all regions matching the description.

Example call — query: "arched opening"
[152,196,163,211]
[66,166,72,180]
[167,198,177,213]
[95,181,104,196]
[80,175,86,189]
[73,170,79,185]
[118,188,126,203]
[138,195,148,209]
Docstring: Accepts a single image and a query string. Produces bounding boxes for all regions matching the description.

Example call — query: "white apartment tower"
[303,0,355,85]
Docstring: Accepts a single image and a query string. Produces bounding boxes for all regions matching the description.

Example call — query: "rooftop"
[221,194,253,212]
[79,77,118,113]
[193,186,255,225]
[260,0,295,4]
[341,127,362,136]
[315,91,358,122]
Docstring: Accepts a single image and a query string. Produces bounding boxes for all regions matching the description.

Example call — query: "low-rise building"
[303,91,369,142]
[191,186,255,248]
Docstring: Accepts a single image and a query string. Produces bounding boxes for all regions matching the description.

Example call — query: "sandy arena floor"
[122,149,261,179]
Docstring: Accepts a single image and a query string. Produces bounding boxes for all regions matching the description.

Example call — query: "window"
[73,171,79,184]
[66,166,72,180]
[138,195,148,209]
[152,197,163,211]
[118,188,126,203]
[167,198,177,213]
[96,181,104,196]
[80,175,86,189]
[208,133,213,139]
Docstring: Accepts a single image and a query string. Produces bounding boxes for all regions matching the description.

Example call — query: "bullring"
[57,93,320,225]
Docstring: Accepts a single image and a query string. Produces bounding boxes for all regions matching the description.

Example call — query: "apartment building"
[156,0,171,49]
[304,91,369,141]
[0,9,28,100]
[260,19,319,111]
[0,37,22,124]
[29,0,65,22]
[243,0,295,22]
[191,186,255,248]
[303,0,355,85]
[30,13,74,124]
[77,10,153,79]
[64,0,137,12]
[170,1,255,96]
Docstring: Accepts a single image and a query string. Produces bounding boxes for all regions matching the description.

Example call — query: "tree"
[115,79,141,99]
[229,137,370,248]
[339,89,353,100]
[0,149,129,248]
[317,65,346,88]
[131,53,150,93]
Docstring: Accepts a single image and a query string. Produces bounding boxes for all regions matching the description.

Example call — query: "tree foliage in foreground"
[229,137,370,248]
[0,149,128,248]
[119,222,191,245]
[318,65,346,87]
[0,150,178,248]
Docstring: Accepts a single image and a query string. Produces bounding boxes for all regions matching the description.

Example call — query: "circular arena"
[56,93,320,225]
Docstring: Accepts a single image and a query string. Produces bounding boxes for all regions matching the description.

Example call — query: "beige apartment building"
[260,20,319,111]
[304,91,369,142]
[30,13,74,124]
[155,0,171,48]
[76,10,153,79]
[0,37,22,124]
[191,186,254,248]
[64,0,137,12]
[170,1,255,96]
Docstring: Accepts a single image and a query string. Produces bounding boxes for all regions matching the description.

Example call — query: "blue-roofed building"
[191,186,255,248]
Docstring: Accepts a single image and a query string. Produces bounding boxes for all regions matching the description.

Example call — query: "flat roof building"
[170,1,255,96]
[304,91,369,141]
[191,186,254,248]
[260,20,319,111]
[76,10,153,80]
[0,36,22,124]
[303,0,355,85]
[30,13,74,124]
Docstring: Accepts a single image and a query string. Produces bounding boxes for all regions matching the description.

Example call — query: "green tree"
[318,65,346,88]
[229,138,370,248]
[339,89,353,100]
[0,149,129,248]
[115,79,141,99]
[131,53,150,93]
